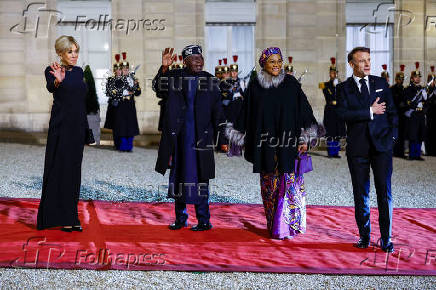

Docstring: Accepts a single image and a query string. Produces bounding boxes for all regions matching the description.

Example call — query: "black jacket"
[390,83,406,114]
[152,66,225,179]
[236,71,317,174]
[322,80,346,138]
[336,75,398,156]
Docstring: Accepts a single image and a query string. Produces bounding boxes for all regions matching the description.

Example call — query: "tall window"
[205,24,255,78]
[56,0,111,105]
[346,24,393,83]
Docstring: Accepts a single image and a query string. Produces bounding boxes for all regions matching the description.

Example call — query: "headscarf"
[182,45,203,60]
[259,47,282,68]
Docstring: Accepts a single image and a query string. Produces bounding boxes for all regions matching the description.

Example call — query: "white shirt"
[353,74,373,120]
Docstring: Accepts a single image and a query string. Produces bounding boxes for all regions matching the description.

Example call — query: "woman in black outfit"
[37,35,88,232]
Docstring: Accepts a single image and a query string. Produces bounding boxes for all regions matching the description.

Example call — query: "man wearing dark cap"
[336,47,398,253]
[152,45,224,231]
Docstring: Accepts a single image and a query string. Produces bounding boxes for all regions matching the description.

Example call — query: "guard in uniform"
[284,56,294,76]
[390,64,407,157]
[112,52,141,152]
[217,58,232,152]
[225,55,245,156]
[222,58,230,80]
[381,64,389,84]
[104,54,122,144]
[320,57,345,158]
[425,66,436,155]
[215,59,223,79]
[405,62,427,160]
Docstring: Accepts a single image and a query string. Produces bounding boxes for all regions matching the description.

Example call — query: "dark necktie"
[359,78,370,101]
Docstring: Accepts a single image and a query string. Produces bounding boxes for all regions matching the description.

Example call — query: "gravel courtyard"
[0,142,435,288]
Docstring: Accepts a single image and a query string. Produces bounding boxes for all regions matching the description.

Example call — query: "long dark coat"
[405,84,426,142]
[104,76,141,137]
[390,83,407,156]
[37,66,88,229]
[426,85,436,155]
[152,67,225,180]
[322,80,346,139]
[236,72,317,174]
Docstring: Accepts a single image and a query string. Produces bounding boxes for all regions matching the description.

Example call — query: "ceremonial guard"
[105,52,141,152]
[104,54,122,139]
[381,64,389,84]
[320,57,345,158]
[215,59,223,79]
[390,64,407,158]
[405,62,427,160]
[425,66,436,155]
[221,58,230,80]
[218,58,232,152]
[284,56,294,76]
[224,55,245,156]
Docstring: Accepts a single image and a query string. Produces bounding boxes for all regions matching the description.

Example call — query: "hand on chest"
[347,81,385,108]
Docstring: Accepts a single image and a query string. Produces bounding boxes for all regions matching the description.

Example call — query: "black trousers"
[347,146,393,246]
[407,111,426,142]
[393,116,406,157]
[175,199,210,225]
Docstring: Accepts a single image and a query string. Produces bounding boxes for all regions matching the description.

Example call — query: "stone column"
[111,0,205,134]
[394,0,436,81]
[0,0,57,131]
[256,0,346,121]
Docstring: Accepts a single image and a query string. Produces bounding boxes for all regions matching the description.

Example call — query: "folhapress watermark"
[10,2,167,38]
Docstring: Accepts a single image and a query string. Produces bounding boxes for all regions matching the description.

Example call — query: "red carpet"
[0,197,435,275]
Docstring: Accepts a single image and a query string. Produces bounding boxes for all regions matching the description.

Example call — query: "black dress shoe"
[416,157,425,161]
[190,223,212,231]
[168,221,187,230]
[381,242,394,253]
[61,227,73,232]
[353,238,370,249]
[72,226,83,232]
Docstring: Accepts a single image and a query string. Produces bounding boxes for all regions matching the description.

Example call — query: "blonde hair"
[55,35,80,55]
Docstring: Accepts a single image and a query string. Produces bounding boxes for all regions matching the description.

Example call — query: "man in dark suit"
[337,47,398,253]
[152,45,225,231]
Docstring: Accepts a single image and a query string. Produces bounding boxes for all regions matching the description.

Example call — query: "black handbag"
[85,128,95,145]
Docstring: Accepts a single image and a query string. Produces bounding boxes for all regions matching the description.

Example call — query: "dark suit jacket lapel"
[346,77,367,107]
[369,75,376,104]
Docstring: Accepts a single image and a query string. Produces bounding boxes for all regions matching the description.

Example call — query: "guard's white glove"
[127,76,134,87]
[239,79,246,92]
[233,92,241,100]
[333,78,339,87]
[421,89,427,100]
[122,89,129,96]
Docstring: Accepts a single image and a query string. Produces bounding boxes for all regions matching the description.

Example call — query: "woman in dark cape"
[227,47,323,239]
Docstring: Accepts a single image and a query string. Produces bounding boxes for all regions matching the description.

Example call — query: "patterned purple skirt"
[226,144,242,157]
[260,171,306,240]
